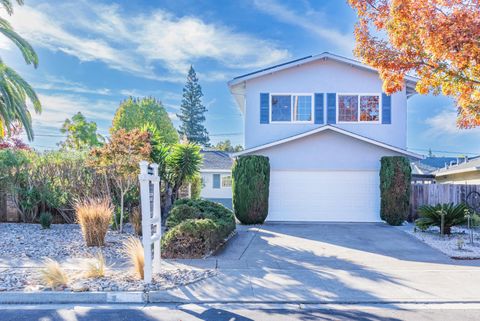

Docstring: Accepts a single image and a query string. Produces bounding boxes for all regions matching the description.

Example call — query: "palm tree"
[0,0,41,140]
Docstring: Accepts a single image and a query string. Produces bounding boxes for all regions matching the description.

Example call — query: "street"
[2,303,480,321]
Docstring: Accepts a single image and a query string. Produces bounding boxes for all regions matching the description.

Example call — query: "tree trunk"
[120,192,124,233]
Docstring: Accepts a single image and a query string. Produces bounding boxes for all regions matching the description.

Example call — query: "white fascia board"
[435,166,480,177]
[232,125,423,160]
[200,169,232,173]
[228,52,419,88]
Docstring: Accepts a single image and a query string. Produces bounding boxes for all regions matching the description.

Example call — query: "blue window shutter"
[382,93,391,124]
[314,93,324,124]
[213,174,220,189]
[327,93,336,124]
[260,93,269,124]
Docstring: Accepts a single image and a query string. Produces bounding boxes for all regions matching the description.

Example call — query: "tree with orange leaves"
[348,0,480,127]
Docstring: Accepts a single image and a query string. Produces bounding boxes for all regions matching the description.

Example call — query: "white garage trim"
[233,125,422,159]
[268,170,381,222]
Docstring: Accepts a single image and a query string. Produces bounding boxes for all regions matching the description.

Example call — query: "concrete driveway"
[154,223,480,304]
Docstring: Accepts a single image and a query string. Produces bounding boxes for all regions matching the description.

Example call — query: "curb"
[0,291,145,304]
[3,291,480,305]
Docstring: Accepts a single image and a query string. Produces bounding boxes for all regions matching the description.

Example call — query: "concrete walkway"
[152,223,480,304]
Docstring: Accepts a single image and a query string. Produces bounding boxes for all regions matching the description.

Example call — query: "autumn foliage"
[348,0,480,127]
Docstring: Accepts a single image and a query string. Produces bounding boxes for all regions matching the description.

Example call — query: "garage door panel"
[268,171,380,222]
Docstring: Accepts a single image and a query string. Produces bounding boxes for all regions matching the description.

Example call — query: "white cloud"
[33,75,111,95]
[6,1,290,79]
[30,93,117,132]
[252,0,354,54]
[425,109,480,136]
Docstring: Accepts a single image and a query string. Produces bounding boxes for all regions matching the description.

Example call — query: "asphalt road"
[2,303,480,321]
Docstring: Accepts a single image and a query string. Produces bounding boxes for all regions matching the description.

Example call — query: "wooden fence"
[409,184,480,221]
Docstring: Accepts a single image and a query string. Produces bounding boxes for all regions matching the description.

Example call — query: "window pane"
[293,95,312,121]
[360,95,379,121]
[271,95,291,121]
[221,175,232,188]
[338,95,358,122]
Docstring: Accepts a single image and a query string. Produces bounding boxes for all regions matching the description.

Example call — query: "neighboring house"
[228,52,422,222]
[435,156,480,185]
[200,150,233,209]
[411,157,458,184]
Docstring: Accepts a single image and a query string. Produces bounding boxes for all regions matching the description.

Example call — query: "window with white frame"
[221,175,232,188]
[271,94,312,123]
[338,94,380,123]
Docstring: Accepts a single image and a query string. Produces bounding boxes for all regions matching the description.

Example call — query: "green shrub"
[162,199,235,258]
[39,212,52,229]
[166,204,200,229]
[232,155,270,224]
[161,219,218,258]
[415,203,468,234]
[189,174,202,199]
[380,156,411,225]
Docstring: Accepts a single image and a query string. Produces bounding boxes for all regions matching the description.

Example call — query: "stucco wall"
[436,171,480,185]
[245,129,407,171]
[243,59,407,149]
[200,171,232,199]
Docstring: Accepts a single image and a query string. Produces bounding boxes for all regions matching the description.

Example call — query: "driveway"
[154,223,480,304]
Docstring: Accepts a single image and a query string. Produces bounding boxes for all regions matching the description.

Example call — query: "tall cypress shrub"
[380,156,412,225]
[232,156,270,224]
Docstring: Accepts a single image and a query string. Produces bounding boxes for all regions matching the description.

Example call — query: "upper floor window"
[338,94,380,123]
[271,94,313,123]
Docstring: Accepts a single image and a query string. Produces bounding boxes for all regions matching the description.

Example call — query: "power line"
[408,147,480,156]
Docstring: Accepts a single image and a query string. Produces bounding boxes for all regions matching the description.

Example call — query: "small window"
[221,175,232,188]
[293,95,312,121]
[271,95,291,122]
[360,95,380,121]
[213,174,220,189]
[338,95,358,122]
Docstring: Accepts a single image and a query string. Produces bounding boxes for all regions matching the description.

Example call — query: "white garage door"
[268,170,380,222]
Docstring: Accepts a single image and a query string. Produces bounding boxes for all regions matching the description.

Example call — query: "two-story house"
[228,52,421,222]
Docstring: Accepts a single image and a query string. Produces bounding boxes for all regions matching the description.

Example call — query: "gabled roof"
[228,52,419,96]
[435,156,480,176]
[200,150,233,170]
[232,125,423,159]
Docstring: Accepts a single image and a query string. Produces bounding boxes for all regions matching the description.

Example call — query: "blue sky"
[2,0,479,156]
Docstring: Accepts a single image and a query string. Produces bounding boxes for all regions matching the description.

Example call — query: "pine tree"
[177,66,210,146]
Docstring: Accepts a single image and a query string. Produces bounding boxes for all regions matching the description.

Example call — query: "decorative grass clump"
[75,198,113,247]
[40,258,68,289]
[39,212,52,229]
[416,203,468,235]
[380,156,411,226]
[122,237,144,279]
[84,252,106,278]
[130,206,142,236]
[232,155,270,224]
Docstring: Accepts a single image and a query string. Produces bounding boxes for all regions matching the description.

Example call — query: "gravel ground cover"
[0,268,216,292]
[0,223,216,292]
[0,223,132,260]
[401,223,480,259]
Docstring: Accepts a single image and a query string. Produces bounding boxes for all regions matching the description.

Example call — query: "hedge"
[380,156,411,225]
[232,155,270,224]
[161,199,235,258]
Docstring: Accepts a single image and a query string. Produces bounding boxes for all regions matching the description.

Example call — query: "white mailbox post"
[138,161,162,283]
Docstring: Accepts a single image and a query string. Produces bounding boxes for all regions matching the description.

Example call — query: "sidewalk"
[2,224,480,305]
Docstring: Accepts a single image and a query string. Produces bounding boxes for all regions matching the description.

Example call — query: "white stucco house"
[200,150,233,209]
[228,52,422,222]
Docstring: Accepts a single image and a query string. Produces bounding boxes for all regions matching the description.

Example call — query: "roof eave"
[232,125,423,160]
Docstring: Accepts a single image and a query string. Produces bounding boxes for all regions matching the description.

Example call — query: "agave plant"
[415,203,468,235]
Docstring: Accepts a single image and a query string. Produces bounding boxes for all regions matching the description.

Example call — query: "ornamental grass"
[75,198,113,247]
